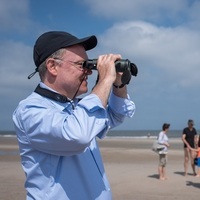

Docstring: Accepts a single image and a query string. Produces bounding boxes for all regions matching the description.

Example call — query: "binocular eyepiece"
[83,59,138,77]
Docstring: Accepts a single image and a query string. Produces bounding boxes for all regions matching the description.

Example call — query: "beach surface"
[0,136,199,200]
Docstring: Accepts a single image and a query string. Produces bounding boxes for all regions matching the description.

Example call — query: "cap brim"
[66,35,97,51]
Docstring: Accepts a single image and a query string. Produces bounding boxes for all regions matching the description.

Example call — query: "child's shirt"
[197,148,200,158]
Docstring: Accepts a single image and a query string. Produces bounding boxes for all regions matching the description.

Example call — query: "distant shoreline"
[0,130,185,138]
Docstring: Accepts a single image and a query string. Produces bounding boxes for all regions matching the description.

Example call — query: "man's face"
[55,45,92,98]
[188,121,194,128]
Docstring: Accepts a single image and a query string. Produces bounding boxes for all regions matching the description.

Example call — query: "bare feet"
[159,177,168,180]
[184,172,197,176]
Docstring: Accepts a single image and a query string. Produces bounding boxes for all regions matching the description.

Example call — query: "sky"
[0,0,200,131]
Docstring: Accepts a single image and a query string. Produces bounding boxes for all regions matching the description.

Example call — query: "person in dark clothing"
[182,119,197,176]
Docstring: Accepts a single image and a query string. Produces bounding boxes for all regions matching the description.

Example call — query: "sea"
[0,130,183,139]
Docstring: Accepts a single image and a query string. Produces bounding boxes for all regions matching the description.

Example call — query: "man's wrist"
[113,83,125,88]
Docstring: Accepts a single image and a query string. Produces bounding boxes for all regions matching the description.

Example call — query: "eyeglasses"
[53,58,85,71]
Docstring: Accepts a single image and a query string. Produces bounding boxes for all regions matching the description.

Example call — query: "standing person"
[190,135,200,177]
[12,31,136,200]
[157,123,170,180]
[182,119,197,176]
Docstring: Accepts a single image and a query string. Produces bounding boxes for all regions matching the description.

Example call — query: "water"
[107,130,182,138]
[0,130,182,138]
[0,131,16,137]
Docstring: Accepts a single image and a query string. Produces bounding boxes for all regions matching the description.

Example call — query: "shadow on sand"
[186,181,200,189]
[174,171,194,176]
[148,174,159,179]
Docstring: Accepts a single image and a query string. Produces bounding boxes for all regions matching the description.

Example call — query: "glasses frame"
[53,58,86,71]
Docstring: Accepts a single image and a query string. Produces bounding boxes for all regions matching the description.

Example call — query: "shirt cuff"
[109,92,135,118]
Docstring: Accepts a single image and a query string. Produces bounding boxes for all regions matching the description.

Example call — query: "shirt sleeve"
[13,93,135,156]
[109,92,135,118]
[158,132,164,144]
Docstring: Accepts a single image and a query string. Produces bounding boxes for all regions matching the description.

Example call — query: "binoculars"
[83,59,138,77]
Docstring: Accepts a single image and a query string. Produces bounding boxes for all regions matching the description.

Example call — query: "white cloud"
[82,0,192,24]
[97,21,200,88]
[91,19,200,130]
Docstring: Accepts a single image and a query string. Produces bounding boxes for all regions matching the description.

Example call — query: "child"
[190,135,200,177]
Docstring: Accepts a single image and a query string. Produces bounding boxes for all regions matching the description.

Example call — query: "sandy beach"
[0,136,199,200]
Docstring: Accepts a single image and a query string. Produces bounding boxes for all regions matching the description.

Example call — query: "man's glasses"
[53,58,85,71]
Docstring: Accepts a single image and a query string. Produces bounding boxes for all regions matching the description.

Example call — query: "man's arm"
[112,72,128,99]
[91,54,122,107]
[182,134,190,148]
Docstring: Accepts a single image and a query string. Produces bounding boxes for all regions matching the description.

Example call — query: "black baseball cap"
[28,31,97,79]
[34,31,97,68]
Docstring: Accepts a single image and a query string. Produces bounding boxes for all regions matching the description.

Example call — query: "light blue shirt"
[12,83,135,200]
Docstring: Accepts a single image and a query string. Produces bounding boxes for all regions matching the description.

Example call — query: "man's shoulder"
[183,127,189,132]
[18,92,55,109]
[193,127,197,133]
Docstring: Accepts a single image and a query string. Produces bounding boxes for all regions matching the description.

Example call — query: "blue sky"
[0,0,200,131]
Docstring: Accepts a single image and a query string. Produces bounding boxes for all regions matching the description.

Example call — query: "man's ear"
[46,58,58,76]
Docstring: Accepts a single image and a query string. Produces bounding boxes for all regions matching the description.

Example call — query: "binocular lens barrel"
[83,59,138,77]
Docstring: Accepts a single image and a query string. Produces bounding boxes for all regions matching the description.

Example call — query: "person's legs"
[162,155,167,179]
[158,154,167,180]
[184,147,189,176]
[189,150,196,175]
[158,165,163,179]
[196,158,200,177]
[158,154,163,179]
[195,167,200,177]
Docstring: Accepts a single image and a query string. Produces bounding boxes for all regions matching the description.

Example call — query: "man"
[12,31,135,199]
[182,119,197,176]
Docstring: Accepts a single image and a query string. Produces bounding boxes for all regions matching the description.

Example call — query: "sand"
[0,136,199,200]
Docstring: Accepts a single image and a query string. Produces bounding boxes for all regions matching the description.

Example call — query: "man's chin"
[77,88,88,96]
